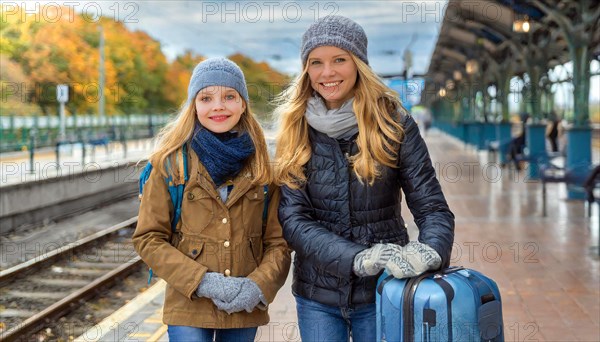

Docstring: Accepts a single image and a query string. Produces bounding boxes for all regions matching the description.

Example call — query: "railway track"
[0,217,141,341]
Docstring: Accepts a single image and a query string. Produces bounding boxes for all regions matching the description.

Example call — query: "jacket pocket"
[176,234,205,261]
[181,186,214,235]
[248,236,264,268]
[242,187,265,237]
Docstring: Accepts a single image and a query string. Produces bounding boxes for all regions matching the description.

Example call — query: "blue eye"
[200,96,211,102]
[335,58,346,63]
[310,60,321,65]
[225,94,236,100]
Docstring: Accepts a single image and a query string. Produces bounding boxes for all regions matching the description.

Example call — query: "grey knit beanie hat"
[301,15,368,65]
[187,57,249,105]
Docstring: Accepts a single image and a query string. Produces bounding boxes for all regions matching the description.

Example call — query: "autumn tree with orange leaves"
[1,4,288,119]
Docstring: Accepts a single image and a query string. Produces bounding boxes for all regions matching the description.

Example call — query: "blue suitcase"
[376,267,504,341]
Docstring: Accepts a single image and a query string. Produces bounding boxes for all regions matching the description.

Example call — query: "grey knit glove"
[385,241,442,279]
[213,278,264,314]
[195,272,244,303]
[353,244,396,277]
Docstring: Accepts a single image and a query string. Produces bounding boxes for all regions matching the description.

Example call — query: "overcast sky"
[31,0,447,75]
[126,1,448,75]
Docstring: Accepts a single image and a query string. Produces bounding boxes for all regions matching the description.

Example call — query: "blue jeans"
[295,295,376,342]
[167,325,257,342]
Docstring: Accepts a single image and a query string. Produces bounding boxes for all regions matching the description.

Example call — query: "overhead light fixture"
[453,70,463,81]
[466,59,479,75]
[513,15,530,33]
[439,88,447,97]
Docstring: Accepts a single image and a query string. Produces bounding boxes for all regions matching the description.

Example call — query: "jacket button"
[187,193,194,200]
[224,241,230,248]
[224,269,231,276]
[222,218,228,224]
[191,249,198,255]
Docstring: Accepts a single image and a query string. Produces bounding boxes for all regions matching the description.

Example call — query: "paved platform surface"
[76,129,599,341]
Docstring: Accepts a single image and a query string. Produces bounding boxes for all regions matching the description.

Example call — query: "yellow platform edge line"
[73,280,167,342]
[144,318,164,324]
[129,332,152,338]
[147,324,168,342]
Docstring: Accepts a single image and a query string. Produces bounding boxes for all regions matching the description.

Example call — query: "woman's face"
[306,45,358,110]
[195,86,245,133]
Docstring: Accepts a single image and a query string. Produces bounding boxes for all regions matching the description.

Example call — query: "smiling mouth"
[209,115,230,122]
[320,81,342,88]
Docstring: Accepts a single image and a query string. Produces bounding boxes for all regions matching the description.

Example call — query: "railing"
[0,114,171,153]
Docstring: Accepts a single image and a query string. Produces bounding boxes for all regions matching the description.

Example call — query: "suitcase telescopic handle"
[377,266,465,295]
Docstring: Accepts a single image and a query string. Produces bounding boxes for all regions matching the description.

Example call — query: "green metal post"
[29,128,36,174]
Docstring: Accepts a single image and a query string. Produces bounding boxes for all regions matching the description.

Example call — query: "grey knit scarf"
[305,96,359,139]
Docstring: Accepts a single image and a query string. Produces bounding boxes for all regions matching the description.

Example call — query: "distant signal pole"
[98,25,106,126]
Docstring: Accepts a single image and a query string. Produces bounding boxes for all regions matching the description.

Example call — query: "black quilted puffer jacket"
[278,113,455,308]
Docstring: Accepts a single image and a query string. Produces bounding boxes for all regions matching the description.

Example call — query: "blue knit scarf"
[190,125,255,187]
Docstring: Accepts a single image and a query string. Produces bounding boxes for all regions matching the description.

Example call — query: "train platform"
[0,138,156,235]
[71,128,599,342]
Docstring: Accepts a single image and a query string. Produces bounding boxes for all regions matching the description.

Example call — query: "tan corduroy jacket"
[133,149,291,328]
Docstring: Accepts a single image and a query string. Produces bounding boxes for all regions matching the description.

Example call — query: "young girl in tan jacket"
[133,57,290,341]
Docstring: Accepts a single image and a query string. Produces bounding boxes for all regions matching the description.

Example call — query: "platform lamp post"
[56,84,69,169]
[98,25,106,128]
[482,51,514,164]
[466,58,480,149]
[451,70,464,140]
[57,84,69,141]
[513,13,546,179]
[441,79,454,137]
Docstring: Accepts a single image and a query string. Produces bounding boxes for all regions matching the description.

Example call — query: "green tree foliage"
[162,51,205,110]
[0,55,39,115]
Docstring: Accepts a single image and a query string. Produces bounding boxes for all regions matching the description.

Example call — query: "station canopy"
[424,0,600,97]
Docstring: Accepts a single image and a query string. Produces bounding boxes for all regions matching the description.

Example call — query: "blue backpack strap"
[138,162,153,200]
[182,143,189,182]
[146,145,189,284]
[139,162,155,283]
[169,144,188,231]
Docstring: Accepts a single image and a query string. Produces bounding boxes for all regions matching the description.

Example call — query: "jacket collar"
[188,147,253,208]
[309,126,359,145]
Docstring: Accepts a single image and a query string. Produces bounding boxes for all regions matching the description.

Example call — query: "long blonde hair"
[149,100,272,185]
[273,54,406,188]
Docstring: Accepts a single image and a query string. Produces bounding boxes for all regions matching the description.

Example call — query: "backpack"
[138,144,269,284]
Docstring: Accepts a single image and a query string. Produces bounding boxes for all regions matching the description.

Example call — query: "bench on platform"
[540,162,598,217]
[87,136,110,156]
[583,165,600,217]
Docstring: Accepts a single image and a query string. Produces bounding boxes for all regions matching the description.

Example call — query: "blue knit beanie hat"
[187,57,249,105]
[301,15,368,65]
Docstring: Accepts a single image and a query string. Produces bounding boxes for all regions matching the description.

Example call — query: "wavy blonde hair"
[149,99,271,185]
[273,54,406,188]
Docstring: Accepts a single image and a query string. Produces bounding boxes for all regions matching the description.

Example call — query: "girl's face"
[195,86,245,133]
[306,45,358,110]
